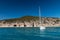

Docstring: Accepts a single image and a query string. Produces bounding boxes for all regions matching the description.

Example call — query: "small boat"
[39,6,46,30]
[40,26,46,30]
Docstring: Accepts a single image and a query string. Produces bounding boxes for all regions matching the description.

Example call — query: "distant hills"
[3,16,39,23]
[1,16,60,24]
[0,16,60,27]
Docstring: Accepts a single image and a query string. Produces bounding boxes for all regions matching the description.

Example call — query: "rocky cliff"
[0,16,60,27]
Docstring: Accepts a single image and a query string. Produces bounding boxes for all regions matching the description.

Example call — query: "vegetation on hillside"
[1,16,60,24]
[4,16,39,23]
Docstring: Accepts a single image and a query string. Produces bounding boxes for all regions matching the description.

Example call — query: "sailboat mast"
[39,6,46,30]
[39,6,42,24]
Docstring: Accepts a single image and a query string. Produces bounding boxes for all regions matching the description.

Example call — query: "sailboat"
[39,7,46,30]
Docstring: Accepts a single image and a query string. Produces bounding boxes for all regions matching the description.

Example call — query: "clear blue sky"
[0,0,60,20]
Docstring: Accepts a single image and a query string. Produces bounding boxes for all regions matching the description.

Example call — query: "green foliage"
[4,16,39,23]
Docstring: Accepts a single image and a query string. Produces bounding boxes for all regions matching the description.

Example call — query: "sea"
[0,27,60,40]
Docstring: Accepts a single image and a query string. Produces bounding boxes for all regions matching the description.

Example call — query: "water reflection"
[0,27,60,40]
[39,27,60,38]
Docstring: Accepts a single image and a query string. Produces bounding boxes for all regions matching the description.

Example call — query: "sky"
[0,0,60,20]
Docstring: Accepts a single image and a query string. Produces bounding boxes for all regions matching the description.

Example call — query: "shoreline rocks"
[0,16,60,27]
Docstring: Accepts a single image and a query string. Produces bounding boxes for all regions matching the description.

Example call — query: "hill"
[0,16,60,27]
[1,16,60,26]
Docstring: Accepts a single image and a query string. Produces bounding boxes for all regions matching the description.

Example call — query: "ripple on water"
[0,27,60,40]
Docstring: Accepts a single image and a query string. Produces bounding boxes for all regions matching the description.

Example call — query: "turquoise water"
[0,27,60,40]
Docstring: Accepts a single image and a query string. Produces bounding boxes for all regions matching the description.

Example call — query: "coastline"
[0,16,60,27]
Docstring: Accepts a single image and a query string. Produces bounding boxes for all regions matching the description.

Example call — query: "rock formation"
[0,16,60,27]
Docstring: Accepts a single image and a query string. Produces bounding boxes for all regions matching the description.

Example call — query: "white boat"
[40,26,46,30]
[39,6,46,30]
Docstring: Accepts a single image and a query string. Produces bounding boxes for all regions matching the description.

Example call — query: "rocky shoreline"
[0,16,60,27]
